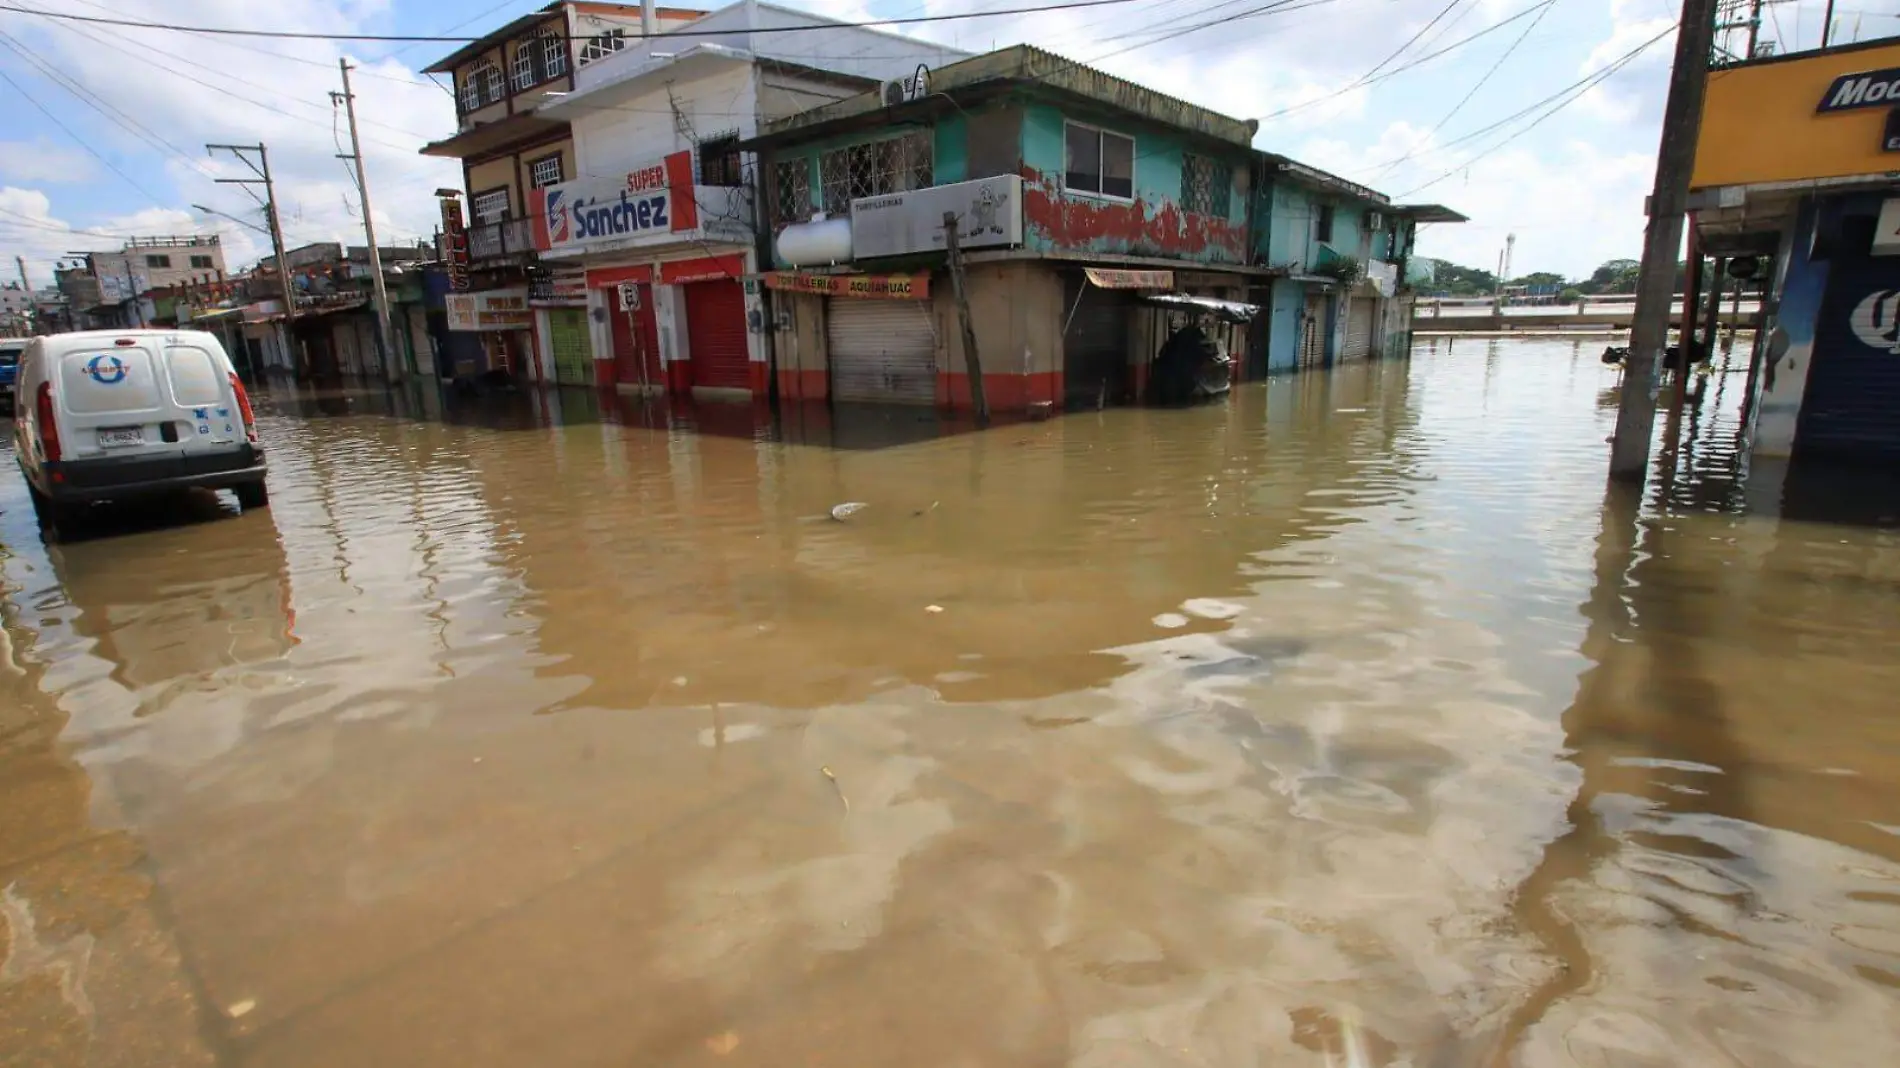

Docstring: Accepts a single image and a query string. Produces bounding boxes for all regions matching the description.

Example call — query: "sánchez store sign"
[530,150,700,255]
[761,271,930,300]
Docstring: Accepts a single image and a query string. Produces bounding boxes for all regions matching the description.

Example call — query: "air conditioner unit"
[1366,211,1386,232]
[881,79,908,107]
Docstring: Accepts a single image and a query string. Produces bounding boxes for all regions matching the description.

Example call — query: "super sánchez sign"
[531,151,700,255]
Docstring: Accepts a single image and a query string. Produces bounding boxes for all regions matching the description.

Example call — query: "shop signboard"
[850,175,1023,259]
[761,272,930,300]
[439,197,470,292]
[530,151,699,257]
[446,288,530,331]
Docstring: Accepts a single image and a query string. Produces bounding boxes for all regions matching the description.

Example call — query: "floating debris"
[705,1031,741,1056]
[925,604,945,614]
[829,502,868,521]
[227,998,257,1019]
[820,766,850,812]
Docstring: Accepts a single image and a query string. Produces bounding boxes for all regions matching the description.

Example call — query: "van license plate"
[97,427,143,448]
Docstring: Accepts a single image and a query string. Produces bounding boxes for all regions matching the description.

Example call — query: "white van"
[11,329,268,538]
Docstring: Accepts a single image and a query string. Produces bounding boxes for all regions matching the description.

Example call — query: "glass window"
[542,30,567,79]
[511,43,536,92]
[189,255,215,269]
[1065,124,1134,200]
[146,254,172,268]
[579,29,627,66]
[817,133,932,214]
[697,134,743,187]
[529,154,563,189]
[463,62,503,109]
[1316,203,1335,244]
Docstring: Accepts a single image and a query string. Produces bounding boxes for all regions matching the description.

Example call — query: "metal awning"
[1140,293,1259,322]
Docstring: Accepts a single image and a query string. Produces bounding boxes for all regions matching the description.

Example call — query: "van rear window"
[165,345,224,407]
[0,345,22,366]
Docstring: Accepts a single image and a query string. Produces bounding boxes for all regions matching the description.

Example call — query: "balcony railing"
[467,217,535,262]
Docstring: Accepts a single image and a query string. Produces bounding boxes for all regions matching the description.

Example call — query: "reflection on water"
[3,340,1899,1066]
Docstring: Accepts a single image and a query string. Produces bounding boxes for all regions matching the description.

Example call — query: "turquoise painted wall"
[1018,100,1249,263]
[934,113,969,185]
[1265,278,1302,373]
[1256,178,1397,271]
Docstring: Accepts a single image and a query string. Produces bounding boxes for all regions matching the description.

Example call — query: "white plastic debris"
[829,502,868,521]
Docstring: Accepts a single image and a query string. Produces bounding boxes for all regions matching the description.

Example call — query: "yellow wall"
[1694,41,1900,188]
[466,157,519,212]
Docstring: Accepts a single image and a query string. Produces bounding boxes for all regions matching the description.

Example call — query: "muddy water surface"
[2,340,1898,1066]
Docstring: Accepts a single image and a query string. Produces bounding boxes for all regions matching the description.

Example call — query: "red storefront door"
[683,279,751,390]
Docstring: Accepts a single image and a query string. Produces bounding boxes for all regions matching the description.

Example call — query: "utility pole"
[334,59,397,383]
[943,211,988,427]
[1822,0,1836,47]
[1745,0,1763,56]
[208,142,296,377]
[1607,0,1719,483]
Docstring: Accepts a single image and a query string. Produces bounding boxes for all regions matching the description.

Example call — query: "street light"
[191,203,272,238]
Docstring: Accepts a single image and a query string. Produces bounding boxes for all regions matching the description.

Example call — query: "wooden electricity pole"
[943,211,988,427]
[335,59,397,383]
[1608,0,1720,483]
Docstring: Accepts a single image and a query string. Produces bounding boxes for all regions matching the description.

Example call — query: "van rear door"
[160,341,245,455]
[54,338,245,461]
[55,341,172,460]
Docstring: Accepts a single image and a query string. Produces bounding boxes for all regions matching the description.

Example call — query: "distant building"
[0,283,29,335]
[69,235,226,328]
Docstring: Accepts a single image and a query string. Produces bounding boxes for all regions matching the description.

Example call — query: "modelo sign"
[1818,66,1900,112]
[530,150,699,255]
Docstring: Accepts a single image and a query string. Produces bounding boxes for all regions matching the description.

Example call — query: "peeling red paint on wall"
[1019,168,1246,262]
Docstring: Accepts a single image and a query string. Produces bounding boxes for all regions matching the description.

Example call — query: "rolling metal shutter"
[684,280,752,389]
[1063,279,1132,408]
[828,299,937,404]
[1300,291,1328,369]
[1341,297,1375,361]
[549,308,593,385]
[1795,255,1900,464]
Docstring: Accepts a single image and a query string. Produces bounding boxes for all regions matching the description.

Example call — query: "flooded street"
[3,339,1899,1066]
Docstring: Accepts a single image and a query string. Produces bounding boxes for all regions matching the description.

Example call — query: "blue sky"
[0,0,1887,289]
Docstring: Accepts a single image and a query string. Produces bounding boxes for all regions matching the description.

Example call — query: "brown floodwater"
[2,338,1898,1067]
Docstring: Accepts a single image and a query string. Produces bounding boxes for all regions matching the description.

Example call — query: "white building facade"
[531,1,964,397]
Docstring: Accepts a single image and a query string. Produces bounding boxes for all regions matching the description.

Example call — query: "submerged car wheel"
[26,482,78,542]
[235,480,270,511]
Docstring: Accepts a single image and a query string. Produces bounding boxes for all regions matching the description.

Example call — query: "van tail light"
[35,382,60,463]
[229,372,258,444]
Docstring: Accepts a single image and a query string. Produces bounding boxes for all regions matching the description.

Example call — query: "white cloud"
[0,139,99,184]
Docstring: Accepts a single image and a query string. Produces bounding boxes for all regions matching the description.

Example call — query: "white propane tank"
[775,216,853,267]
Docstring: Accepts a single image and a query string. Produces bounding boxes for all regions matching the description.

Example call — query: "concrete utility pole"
[334,59,396,383]
[943,211,988,427]
[208,142,296,374]
[1608,0,1720,483]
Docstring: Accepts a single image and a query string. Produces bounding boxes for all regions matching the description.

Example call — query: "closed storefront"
[1300,291,1329,369]
[548,307,593,385]
[405,305,431,376]
[1795,253,1900,463]
[1064,277,1135,409]
[828,298,936,404]
[1341,296,1376,362]
[683,279,750,390]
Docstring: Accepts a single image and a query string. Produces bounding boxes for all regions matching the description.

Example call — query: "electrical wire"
[1374,0,1561,177]
[0,45,167,203]
[0,0,1156,43]
[1387,24,1675,197]
[1253,0,1557,122]
[0,29,215,178]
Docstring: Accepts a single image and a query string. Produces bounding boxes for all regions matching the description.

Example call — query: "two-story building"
[529,1,967,395]
[421,1,706,385]
[1250,158,1463,376]
[78,236,228,329]
[747,45,1276,411]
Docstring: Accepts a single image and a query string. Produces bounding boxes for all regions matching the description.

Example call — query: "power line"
[0,45,167,203]
[1254,0,1557,122]
[0,0,1154,43]
[1388,24,1675,197]
[1362,0,1472,83]
[1375,0,1561,177]
[0,29,214,178]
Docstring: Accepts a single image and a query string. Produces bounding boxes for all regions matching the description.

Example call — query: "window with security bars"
[471,188,512,224]
[579,29,627,66]
[774,158,812,227]
[541,30,567,80]
[697,133,743,187]
[528,154,563,189]
[818,133,932,214]
[1181,154,1230,217]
